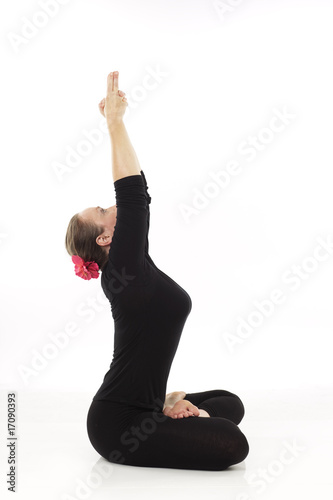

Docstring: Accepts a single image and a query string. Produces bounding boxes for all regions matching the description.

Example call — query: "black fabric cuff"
[114,174,144,189]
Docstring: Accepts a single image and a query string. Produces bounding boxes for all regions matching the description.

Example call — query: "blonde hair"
[65,213,109,275]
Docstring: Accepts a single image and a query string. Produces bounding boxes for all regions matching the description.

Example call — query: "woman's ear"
[96,233,111,247]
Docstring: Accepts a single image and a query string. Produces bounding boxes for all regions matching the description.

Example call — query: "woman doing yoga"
[65,71,249,471]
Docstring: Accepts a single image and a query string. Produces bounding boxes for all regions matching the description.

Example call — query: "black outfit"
[86,171,249,470]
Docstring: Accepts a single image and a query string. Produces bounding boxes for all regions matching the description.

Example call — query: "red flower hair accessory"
[72,255,99,280]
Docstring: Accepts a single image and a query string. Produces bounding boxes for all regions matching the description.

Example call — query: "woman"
[65,71,249,471]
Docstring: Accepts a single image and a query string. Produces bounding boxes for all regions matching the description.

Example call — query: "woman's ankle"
[163,391,186,410]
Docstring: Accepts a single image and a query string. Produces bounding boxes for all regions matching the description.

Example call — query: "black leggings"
[87,389,249,471]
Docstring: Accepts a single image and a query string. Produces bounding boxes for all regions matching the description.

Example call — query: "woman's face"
[79,205,117,250]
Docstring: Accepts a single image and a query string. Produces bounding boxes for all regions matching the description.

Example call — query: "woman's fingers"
[107,72,112,94]
[107,71,119,95]
[107,72,114,94]
[98,98,105,117]
[104,71,128,122]
[98,89,127,118]
[113,71,119,92]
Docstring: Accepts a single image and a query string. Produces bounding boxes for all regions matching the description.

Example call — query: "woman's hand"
[163,399,200,419]
[98,71,128,124]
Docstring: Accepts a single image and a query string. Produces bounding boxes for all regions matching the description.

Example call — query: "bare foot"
[198,409,210,417]
[163,391,186,411]
[163,399,200,419]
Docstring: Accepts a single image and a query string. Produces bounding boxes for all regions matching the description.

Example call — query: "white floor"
[0,388,332,500]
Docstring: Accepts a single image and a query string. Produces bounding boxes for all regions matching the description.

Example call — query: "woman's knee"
[223,391,246,424]
[227,427,250,467]
[231,395,245,424]
[210,390,246,424]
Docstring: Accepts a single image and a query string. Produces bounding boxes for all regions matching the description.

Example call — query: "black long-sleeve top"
[92,171,192,411]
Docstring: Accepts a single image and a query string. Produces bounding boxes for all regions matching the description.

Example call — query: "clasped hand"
[98,71,128,123]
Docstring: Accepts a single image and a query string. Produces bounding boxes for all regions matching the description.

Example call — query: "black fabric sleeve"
[105,172,151,279]
[140,169,151,205]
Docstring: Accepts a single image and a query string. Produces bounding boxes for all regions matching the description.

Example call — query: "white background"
[1,1,332,499]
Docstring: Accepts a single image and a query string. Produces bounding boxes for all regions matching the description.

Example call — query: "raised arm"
[97,72,150,281]
[100,71,141,182]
